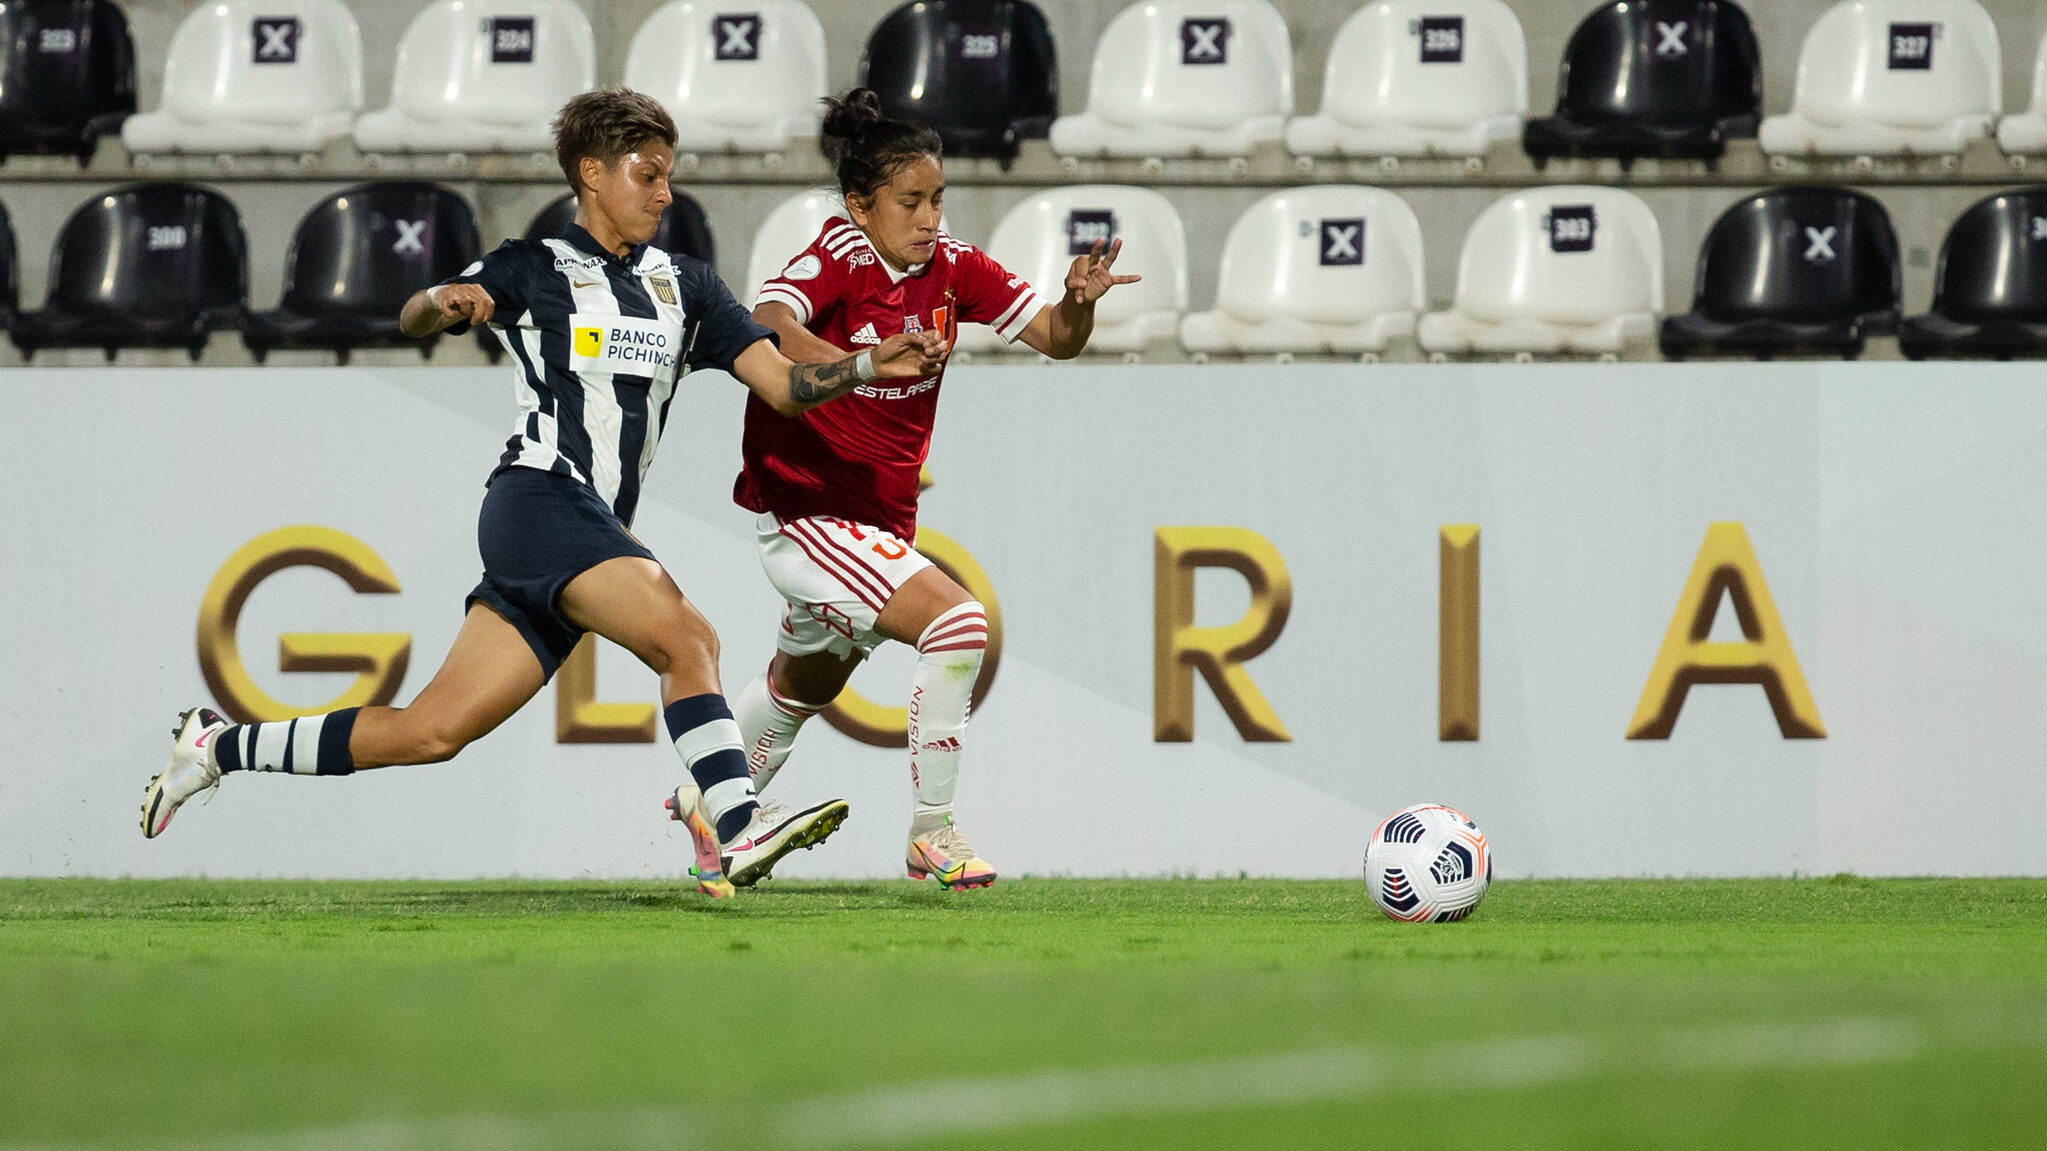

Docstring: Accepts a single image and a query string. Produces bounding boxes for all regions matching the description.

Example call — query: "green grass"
[2,877,2044,1149]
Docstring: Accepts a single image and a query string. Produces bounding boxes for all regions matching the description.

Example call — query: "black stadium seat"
[1661,187,1900,360]
[861,0,1058,162]
[1523,0,1760,166]
[1900,189,2047,360]
[521,190,716,264]
[246,183,483,364]
[0,0,136,162]
[11,181,246,360]
[0,199,17,336]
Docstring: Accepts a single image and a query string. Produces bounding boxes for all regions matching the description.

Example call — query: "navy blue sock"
[214,708,358,776]
[664,694,757,842]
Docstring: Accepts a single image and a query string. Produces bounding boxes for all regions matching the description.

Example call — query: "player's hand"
[870,330,949,379]
[1066,237,1142,306]
[428,283,495,328]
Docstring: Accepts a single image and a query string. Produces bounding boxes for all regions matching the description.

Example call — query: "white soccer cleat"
[907,816,996,890]
[142,707,227,839]
[723,795,851,887]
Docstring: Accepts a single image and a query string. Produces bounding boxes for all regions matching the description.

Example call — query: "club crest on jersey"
[648,274,678,305]
[903,314,923,334]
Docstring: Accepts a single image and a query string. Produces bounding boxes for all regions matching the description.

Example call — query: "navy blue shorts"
[467,467,655,679]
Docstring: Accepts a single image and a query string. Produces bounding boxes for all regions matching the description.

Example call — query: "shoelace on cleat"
[922,822,978,861]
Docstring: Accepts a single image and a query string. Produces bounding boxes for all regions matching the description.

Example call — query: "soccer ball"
[1364,804,1492,922]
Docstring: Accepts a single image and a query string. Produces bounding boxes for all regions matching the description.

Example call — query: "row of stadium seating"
[12,0,2047,164]
[5,179,2046,361]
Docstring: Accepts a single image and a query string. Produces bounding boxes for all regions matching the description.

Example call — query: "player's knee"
[405,716,474,765]
[916,599,989,657]
[652,615,719,678]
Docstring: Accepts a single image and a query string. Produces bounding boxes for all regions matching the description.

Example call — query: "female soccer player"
[723,88,1139,888]
[143,89,946,898]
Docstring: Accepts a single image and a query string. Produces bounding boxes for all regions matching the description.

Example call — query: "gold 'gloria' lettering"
[1153,527,1292,743]
[1628,522,1826,740]
[1439,525,1480,741]
[195,526,410,723]
[821,526,1004,747]
[555,635,658,743]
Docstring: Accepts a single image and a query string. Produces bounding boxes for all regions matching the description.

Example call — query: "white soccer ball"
[1364,804,1492,922]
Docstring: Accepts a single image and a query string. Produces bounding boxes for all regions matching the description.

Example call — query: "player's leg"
[873,567,996,890]
[736,643,860,794]
[144,604,545,838]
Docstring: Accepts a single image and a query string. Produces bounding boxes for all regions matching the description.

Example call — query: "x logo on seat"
[1803,226,1837,262]
[716,15,761,60]
[393,219,428,255]
[253,18,299,62]
[1323,222,1360,262]
[1181,19,1228,64]
[1655,21,1689,57]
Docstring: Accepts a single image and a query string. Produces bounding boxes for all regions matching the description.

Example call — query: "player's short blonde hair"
[553,88,678,195]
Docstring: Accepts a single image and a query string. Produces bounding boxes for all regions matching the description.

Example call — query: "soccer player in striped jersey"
[724,89,1139,888]
[143,89,945,896]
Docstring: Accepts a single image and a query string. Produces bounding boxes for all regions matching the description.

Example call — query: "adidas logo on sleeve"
[850,322,881,346]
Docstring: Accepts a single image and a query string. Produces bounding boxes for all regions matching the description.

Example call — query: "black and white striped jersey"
[443,223,774,527]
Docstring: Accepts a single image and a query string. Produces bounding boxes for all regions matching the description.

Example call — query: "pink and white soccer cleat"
[665,785,736,898]
[142,707,227,839]
[907,816,996,890]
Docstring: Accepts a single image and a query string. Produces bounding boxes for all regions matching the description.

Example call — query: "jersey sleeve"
[439,241,531,332]
[752,244,840,327]
[953,244,1043,344]
[681,261,777,374]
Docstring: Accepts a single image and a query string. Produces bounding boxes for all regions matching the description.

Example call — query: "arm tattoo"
[789,355,865,406]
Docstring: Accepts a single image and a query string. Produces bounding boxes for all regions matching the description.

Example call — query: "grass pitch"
[2,877,2044,1149]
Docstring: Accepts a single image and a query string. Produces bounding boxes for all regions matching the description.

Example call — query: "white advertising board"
[3,363,2044,879]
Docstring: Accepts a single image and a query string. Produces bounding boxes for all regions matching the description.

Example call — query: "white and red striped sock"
[909,601,988,820]
[733,671,825,794]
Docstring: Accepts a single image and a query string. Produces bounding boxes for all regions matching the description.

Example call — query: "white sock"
[909,602,987,821]
[733,672,824,794]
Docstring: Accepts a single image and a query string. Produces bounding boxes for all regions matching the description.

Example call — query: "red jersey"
[735,218,1042,539]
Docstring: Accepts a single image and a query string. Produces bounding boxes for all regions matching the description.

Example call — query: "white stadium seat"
[624,0,826,154]
[1417,186,1662,355]
[1180,186,1425,354]
[746,188,847,305]
[1758,0,2000,157]
[353,0,595,153]
[122,0,363,154]
[1285,1,1527,158]
[1997,30,2047,152]
[958,185,1188,353]
[1049,0,1292,158]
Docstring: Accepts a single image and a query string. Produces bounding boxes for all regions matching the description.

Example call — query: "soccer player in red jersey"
[712,88,1139,888]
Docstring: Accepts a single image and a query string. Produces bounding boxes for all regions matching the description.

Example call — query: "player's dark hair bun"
[819,88,943,200]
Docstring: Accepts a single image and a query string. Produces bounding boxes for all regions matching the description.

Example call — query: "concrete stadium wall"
[7,363,2047,880]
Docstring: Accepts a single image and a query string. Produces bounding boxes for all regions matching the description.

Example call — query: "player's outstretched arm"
[731,331,948,416]
[399,283,495,339]
[753,301,852,364]
[1017,237,1141,360]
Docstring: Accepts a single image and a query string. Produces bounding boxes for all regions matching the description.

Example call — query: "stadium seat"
[958,185,1187,353]
[745,188,848,304]
[1522,0,1761,165]
[1899,189,2047,359]
[1049,0,1291,158]
[1759,0,2000,157]
[1996,31,2047,153]
[0,0,136,162]
[353,0,595,153]
[522,190,716,264]
[11,182,247,360]
[623,0,825,154]
[861,0,1058,161]
[0,198,17,334]
[121,1,362,155]
[1284,0,1527,159]
[1179,185,1424,354]
[1661,187,1900,359]
[1417,186,1662,355]
[245,183,481,363]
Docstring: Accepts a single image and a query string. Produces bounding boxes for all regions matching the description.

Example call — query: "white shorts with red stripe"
[757,512,935,658]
